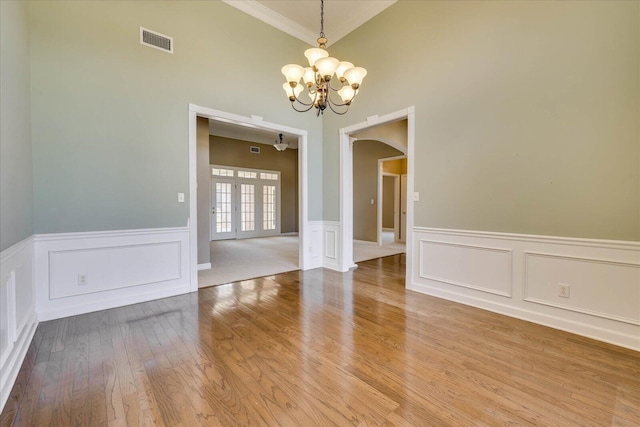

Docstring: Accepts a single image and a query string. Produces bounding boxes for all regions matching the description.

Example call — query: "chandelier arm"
[290,101,317,113]
[325,87,351,108]
[326,99,350,115]
[292,91,315,107]
[327,79,344,92]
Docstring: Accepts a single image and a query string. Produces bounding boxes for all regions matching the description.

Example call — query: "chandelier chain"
[320,0,325,38]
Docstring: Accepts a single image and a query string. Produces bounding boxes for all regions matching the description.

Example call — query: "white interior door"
[400,174,407,243]
[211,177,237,241]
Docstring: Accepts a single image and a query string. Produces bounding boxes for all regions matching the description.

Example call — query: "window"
[212,167,234,177]
[263,185,276,230]
[260,172,279,181]
[237,170,257,179]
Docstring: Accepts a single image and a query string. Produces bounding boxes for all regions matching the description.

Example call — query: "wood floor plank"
[2,254,639,426]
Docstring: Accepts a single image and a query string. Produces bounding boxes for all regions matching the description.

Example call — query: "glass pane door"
[210,177,237,241]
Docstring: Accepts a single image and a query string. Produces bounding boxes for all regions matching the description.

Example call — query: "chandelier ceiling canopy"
[281,0,367,116]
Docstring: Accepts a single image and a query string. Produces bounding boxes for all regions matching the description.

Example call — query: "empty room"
[1,0,638,425]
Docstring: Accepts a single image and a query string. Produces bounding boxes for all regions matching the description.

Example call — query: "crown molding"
[222,0,397,46]
[222,0,317,46]
[329,1,396,43]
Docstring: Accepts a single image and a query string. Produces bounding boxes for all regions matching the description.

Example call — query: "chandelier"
[273,133,288,152]
[281,0,367,116]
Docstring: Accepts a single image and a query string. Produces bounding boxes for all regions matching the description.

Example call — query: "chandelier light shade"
[273,133,289,152]
[281,0,367,116]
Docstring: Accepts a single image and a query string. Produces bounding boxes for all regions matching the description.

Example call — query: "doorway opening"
[338,107,415,284]
[188,105,310,291]
[378,155,407,246]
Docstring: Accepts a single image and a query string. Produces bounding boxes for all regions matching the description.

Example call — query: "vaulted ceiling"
[223,0,396,46]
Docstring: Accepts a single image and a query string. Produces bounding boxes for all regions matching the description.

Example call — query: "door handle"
[212,207,216,214]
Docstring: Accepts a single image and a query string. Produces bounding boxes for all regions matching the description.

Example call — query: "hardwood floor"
[2,254,639,426]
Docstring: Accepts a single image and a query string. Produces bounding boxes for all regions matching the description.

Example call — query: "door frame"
[188,104,310,292]
[339,106,415,280]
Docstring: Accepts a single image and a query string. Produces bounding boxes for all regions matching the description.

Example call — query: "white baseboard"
[198,262,211,271]
[410,227,640,350]
[0,236,38,412]
[34,227,192,321]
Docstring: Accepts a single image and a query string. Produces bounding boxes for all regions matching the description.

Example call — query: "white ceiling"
[223,0,397,46]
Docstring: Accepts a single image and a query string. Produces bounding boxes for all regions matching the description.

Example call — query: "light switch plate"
[178,193,185,203]
[413,192,420,202]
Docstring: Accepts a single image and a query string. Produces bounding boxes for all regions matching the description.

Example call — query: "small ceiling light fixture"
[274,133,288,152]
[281,0,367,116]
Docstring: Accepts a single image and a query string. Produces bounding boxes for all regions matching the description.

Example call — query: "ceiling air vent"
[250,146,261,154]
[140,27,173,53]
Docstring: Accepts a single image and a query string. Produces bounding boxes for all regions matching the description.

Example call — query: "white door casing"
[400,174,407,243]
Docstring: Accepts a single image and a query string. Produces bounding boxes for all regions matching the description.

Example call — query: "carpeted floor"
[198,235,299,288]
[197,234,406,288]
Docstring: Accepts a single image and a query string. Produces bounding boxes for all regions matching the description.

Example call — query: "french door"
[210,177,237,241]
[210,166,281,241]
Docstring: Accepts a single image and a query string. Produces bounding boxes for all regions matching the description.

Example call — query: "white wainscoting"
[322,221,342,271]
[35,227,191,321]
[0,236,37,412]
[410,227,640,351]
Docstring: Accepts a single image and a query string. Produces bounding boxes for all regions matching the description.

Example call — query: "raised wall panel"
[35,227,191,321]
[49,242,181,299]
[524,252,640,325]
[419,240,512,297]
[325,230,337,259]
[322,221,342,271]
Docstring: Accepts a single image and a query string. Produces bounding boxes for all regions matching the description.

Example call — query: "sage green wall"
[29,0,323,234]
[324,0,639,241]
[1,1,33,251]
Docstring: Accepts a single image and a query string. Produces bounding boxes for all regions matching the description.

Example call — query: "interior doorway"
[378,155,407,246]
[338,107,415,281]
[188,105,310,291]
